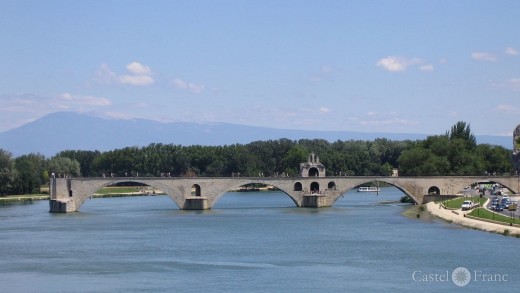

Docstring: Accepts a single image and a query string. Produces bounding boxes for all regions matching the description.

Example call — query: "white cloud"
[95,63,118,84]
[126,62,152,75]
[507,78,520,92]
[308,65,338,82]
[419,64,434,71]
[119,75,154,86]
[354,112,419,127]
[173,78,187,89]
[492,104,519,114]
[173,78,205,94]
[494,77,520,92]
[320,66,334,74]
[505,47,518,56]
[376,56,409,72]
[319,107,331,113]
[376,56,432,72]
[94,62,154,86]
[101,111,135,120]
[57,93,112,106]
[471,52,497,62]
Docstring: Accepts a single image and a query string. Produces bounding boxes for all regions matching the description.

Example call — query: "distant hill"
[0,112,512,157]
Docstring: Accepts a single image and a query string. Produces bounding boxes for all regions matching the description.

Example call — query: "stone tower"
[299,152,326,177]
[513,124,520,172]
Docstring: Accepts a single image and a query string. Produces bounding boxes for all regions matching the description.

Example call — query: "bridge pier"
[49,199,76,213]
[302,194,330,208]
[183,197,210,210]
[49,177,77,213]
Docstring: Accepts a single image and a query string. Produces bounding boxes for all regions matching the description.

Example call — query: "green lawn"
[468,208,520,225]
[95,186,142,194]
[443,196,486,209]
[0,194,49,203]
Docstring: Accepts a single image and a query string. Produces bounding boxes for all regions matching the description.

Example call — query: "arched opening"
[191,184,201,197]
[335,182,416,207]
[310,182,320,194]
[473,181,513,196]
[213,183,295,209]
[80,180,175,213]
[308,167,319,177]
[428,186,440,195]
[95,181,156,196]
[233,183,274,192]
[328,181,336,190]
[294,182,303,191]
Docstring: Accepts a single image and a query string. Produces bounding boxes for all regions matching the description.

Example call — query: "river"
[0,187,518,292]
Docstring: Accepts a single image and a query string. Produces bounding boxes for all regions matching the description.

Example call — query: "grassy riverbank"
[0,194,49,203]
[468,208,520,226]
[442,196,486,209]
[401,204,436,221]
[93,186,164,197]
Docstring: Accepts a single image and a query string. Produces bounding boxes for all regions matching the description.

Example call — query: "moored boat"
[357,186,380,192]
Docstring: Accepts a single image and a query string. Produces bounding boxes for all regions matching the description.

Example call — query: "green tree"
[397,122,505,176]
[48,157,81,177]
[56,150,101,177]
[281,144,308,175]
[0,149,15,195]
[447,121,477,149]
[476,144,512,175]
[12,153,46,194]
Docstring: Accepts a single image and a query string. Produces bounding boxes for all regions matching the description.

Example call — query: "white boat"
[357,186,380,192]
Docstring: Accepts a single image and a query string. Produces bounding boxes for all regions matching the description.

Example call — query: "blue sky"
[1,0,519,136]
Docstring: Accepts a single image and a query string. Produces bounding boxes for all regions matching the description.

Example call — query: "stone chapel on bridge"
[299,152,326,177]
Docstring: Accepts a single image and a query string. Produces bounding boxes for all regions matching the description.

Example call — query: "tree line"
[0,122,514,195]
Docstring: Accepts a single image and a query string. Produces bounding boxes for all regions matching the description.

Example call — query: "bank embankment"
[425,201,520,236]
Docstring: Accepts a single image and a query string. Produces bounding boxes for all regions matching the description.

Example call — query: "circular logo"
[452,267,471,287]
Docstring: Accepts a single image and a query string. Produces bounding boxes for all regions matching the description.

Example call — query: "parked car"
[495,204,504,212]
[461,200,474,211]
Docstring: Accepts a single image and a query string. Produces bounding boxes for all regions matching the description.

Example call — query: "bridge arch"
[310,182,320,193]
[328,179,421,206]
[207,179,302,208]
[191,184,201,196]
[387,181,420,203]
[475,178,517,195]
[428,186,440,195]
[308,168,319,177]
[294,182,303,191]
[73,179,186,211]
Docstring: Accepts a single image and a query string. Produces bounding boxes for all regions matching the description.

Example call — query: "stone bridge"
[49,176,520,212]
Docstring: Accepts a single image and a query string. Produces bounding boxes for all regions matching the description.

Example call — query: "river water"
[0,187,518,292]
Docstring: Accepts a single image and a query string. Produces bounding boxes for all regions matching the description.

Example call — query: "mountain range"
[0,112,512,157]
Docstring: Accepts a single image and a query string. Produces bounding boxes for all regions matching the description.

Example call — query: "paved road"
[485,194,520,219]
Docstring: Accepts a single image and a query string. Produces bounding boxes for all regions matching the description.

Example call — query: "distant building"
[300,152,326,177]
